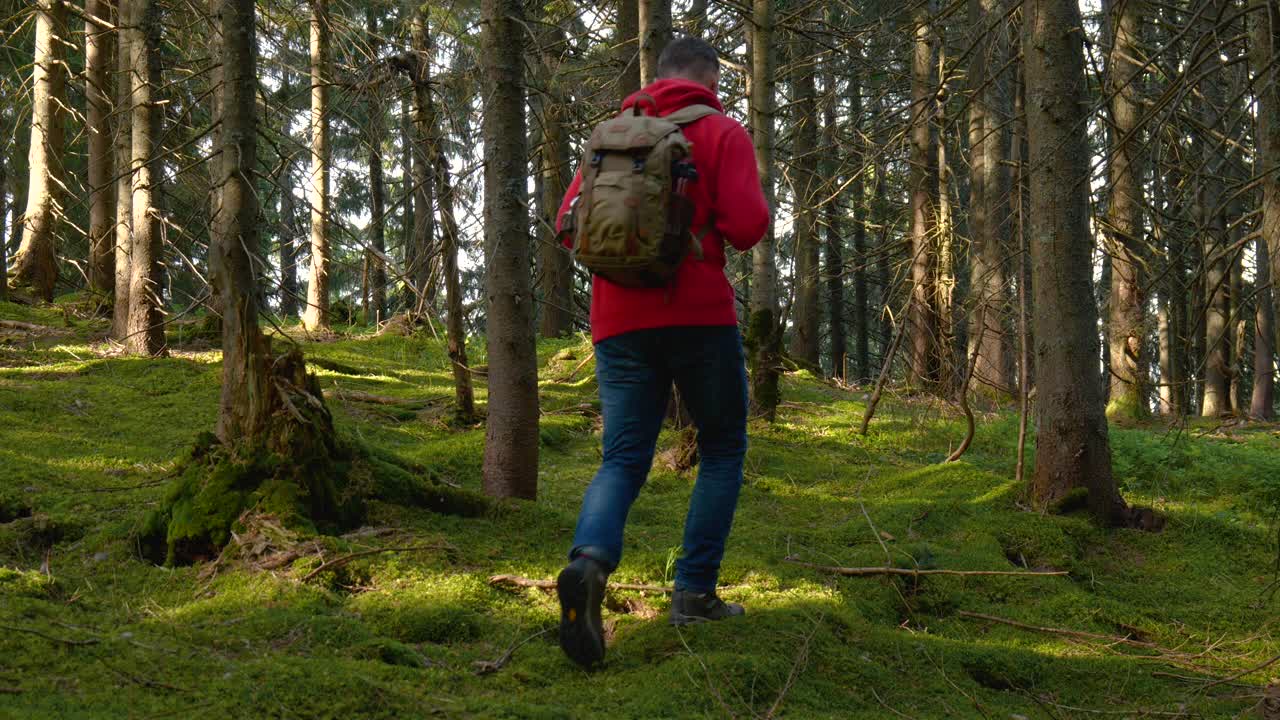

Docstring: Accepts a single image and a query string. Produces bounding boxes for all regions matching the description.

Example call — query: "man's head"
[656,36,720,93]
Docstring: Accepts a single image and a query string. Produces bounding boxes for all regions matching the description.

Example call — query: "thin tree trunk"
[421,33,475,422]
[538,22,574,338]
[126,0,165,356]
[278,148,299,319]
[400,104,414,305]
[302,0,331,333]
[409,10,436,306]
[366,9,387,325]
[788,8,820,369]
[824,62,846,380]
[10,0,68,301]
[112,20,132,339]
[968,0,1014,396]
[0,153,7,301]
[849,45,869,384]
[481,0,539,499]
[638,0,671,87]
[1252,0,1280,417]
[1199,0,1232,416]
[87,0,115,295]
[1104,0,1148,419]
[1023,0,1125,525]
[747,0,781,420]
[617,0,641,101]
[1253,239,1275,418]
[908,1,939,389]
[213,0,272,441]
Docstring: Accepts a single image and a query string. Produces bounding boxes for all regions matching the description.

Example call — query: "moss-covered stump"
[139,350,486,566]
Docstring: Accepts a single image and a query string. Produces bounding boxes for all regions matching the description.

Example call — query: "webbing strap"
[663,104,720,126]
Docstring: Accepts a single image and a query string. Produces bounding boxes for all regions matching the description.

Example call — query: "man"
[553,36,770,669]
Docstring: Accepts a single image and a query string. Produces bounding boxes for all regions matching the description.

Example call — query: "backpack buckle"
[632,156,645,173]
[590,152,603,167]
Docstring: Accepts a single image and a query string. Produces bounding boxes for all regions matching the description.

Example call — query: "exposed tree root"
[488,574,674,594]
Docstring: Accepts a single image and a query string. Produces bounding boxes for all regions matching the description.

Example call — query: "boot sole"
[557,563,605,669]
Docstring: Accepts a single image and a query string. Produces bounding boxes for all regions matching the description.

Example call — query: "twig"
[562,350,596,382]
[785,559,1068,578]
[763,614,823,720]
[870,687,917,719]
[472,627,552,675]
[488,574,674,594]
[1201,652,1280,691]
[300,544,449,582]
[0,687,23,695]
[956,611,1159,649]
[860,499,893,568]
[0,624,100,647]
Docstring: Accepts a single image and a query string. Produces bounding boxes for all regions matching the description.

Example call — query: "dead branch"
[785,558,1069,578]
[1200,652,1280,691]
[562,350,596,382]
[0,624,100,647]
[956,610,1160,649]
[472,627,553,675]
[763,614,823,720]
[859,311,906,435]
[322,387,446,408]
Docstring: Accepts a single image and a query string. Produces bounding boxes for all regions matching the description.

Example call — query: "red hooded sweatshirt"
[556,79,770,343]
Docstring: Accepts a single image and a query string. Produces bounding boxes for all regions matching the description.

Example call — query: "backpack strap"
[664,104,719,126]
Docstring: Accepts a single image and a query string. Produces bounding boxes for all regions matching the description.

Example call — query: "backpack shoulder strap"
[664,104,720,127]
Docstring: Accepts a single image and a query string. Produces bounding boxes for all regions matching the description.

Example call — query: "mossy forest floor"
[2,296,1279,719]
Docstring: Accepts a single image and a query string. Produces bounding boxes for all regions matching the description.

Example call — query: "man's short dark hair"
[657,36,719,80]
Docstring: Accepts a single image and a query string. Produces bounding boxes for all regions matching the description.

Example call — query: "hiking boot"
[557,555,607,669]
[669,590,745,626]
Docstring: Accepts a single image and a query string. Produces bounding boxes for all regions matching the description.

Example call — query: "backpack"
[565,95,718,288]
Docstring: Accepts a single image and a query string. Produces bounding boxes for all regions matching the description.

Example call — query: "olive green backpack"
[565,95,718,288]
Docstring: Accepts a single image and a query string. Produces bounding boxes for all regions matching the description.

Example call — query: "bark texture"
[126,0,166,356]
[365,9,387,324]
[617,0,641,101]
[10,0,68,301]
[481,0,539,499]
[303,0,331,332]
[1023,0,1125,525]
[538,22,574,338]
[1198,0,1232,416]
[408,9,436,303]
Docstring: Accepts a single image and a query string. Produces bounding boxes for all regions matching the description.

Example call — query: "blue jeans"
[570,325,749,594]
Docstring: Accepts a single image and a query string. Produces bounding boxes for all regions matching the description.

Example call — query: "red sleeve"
[711,122,770,252]
[555,171,583,249]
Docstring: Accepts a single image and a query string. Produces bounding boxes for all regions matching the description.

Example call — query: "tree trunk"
[87,0,115,295]
[126,0,166,356]
[365,9,387,325]
[302,0,331,333]
[481,0,539,499]
[1253,239,1276,418]
[213,0,274,441]
[278,146,299,319]
[1103,0,1148,419]
[420,30,475,422]
[10,0,68,301]
[1023,0,1125,525]
[788,10,820,369]
[1199,0,1232,416]
[1253,0,1280,416]
[685,0,708,35]
[409,10,436,306]
[400,104,414,306]
[967,0,1014,396]
[0,153,7,301]
[848,47,869,384]
[538,22,574,338]
[908,1,939,389]
[824,62,846,380]
[638,0,671,87]
[747,0,781,420]
[112,19,132,339]
[617,0,641,101]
